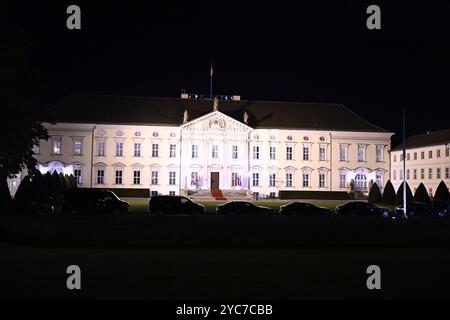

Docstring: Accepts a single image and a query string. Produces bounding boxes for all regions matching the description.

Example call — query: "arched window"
[355,174,367,191]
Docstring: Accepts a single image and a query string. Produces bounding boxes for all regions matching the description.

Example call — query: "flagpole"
[210,60,213,99]
[403,108,408,219]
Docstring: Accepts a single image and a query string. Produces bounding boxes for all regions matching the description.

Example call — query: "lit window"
[134,143,141,157]
[339,145,347,161]
[73,138,83,156]
[116,142,123,157]
[152,144,159,157]
[286,146,293,160]
[151,171,158,185]
[376,146,383,162]
[133,170,141,185]
[286,173,293,187]
[232,145,238,159]
[358,145,366,162]
[376,173,383,188]
[115,170,123,184]
[98,141,105,156]
[212,145,218,159]
[52,137,62,155]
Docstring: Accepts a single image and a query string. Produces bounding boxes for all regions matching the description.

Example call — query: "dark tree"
[434,181,450,209]
[30,171,51,204]
[51,171,64,206]
[59,173,68,191]
[382,180,396,205]
[14,175,33,200]
[368,183,382,203]
[69,175,78,189]
[413,183,431,205]
[395,181,414,205]
[0,5,50,209]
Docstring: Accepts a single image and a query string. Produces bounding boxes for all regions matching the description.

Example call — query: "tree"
[434,181,450,209]
[14,175,33,200]
[413,183,431,206]
[368,183,382,203]
[395,181,414,205]
[382,180,396,205]
[0,5,50,209]
[69,174,78,189]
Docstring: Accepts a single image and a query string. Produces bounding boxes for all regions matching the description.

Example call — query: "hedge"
[278,190,350,200]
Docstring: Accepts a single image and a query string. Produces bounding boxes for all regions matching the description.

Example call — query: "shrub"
[381,180,396,205]
[395,181,413,205]
[368,183,382,203]
[413,183,431,205]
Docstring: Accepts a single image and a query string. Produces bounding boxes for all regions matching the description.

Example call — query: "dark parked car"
[6,199,54,216]
[394,202,434,219]
[148,196,205,215]
[216,201,273,216]
[279,202,331,217]
[63,189,129,215]
[335,201,391,218]
[435,203,450,218]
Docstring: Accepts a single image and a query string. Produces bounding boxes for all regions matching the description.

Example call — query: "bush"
[381,180,396,205]
[395,181,413,205]
[368,183,382,203]
[278,190,350,200]
[413,183,431,205]
[434,180,449,209]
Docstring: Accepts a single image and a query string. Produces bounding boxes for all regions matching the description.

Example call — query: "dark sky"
[5,1,450,146]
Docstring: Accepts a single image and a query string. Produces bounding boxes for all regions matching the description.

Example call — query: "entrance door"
[211,172,220,189]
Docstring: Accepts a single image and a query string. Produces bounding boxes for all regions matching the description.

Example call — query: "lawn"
[124,198,349,214]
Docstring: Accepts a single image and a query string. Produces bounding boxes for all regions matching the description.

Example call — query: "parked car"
[394,202,434,219]
[216,201,273,216]
[434,203,450,218]
[63,189,129,215]
[279,202,331,217]
[6,198,54,216]
[148,195,205,215]
[335,201,391,218]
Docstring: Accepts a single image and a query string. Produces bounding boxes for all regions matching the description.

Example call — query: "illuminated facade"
[8,94,393,198]
[390,129,450,196]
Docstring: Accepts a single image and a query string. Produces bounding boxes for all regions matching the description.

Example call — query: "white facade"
[9,103,392,199]
[391,143,450,197]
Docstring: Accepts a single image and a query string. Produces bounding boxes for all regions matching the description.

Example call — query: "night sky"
[4,1,450,146]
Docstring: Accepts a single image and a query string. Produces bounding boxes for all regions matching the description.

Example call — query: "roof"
[392,129,450,151]
[46,94,390,133]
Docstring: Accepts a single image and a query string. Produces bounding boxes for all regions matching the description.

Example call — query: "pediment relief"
[182,111,251,131]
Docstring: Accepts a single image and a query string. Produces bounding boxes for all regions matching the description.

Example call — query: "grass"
[124,198,349,214]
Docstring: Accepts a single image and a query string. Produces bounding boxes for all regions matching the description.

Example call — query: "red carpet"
[211,189,227,201]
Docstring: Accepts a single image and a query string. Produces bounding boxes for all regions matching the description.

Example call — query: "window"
[96,169,104,184]
[169,191,176,196]
[414,152,417,160]
[134,143,141,157]
[393,155,397,162]
[319,146,326,161]
[428,168,433,179]
[319,173,326,188]
[437,149,441,158]
[116,142,123,157]
[73,138,83,155]
[340,145,347,161]
[286,146,293,160]
[376,146,383,162]
[302,173,309,187]
[231,172,240,187]
[421,151,425,159]
[269,173,276,187]
[446,167,449,179]
[169,144,176,158]
[286,173,293,187]
[429,188,433,197]
[212,145,218,159]
[253,146,260,159]
[252,173,259,187]
[133,170,141,185]
[303,146,310,160]
[151,191,158,197]
[407,153,410,161]
[413,169,417,180]
[406,169,410,180]
[358,146,366,162]
[98,141,105,156]
[191,172,199,187]
[270,192,276,199]
[393,170,397,181]
[169,171,176,185]
[340,174,346,188]
[191,145,198,158]
[376,173,383,188]
[355,174,367,191]
[74,169,82,184]
[421,169,425,179]
[151,171,158,185]
[232,145,238,159]
[269,146,276,160]
[115,170,123,184]
[152,144,159,157]
[400,154,404,161]
[400,169,403,180]
[446,148,450,157]
[429,150,433,159]
[437,167,441,179]
[52,137,62,155]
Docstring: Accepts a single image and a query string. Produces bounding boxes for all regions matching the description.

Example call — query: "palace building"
[8,94,393,199]
[390,129,450,196]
